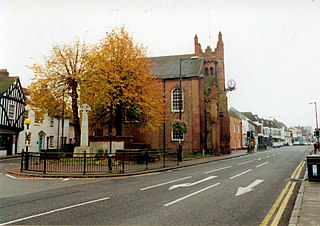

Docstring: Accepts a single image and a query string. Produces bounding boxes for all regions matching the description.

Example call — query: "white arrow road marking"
[235,179,264,197]
[169,176,217,190]
[164,183,221,207]
[140,176,192,191]
[204,166,231,174]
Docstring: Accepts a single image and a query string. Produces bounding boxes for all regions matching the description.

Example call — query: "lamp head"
[24,118,31,125]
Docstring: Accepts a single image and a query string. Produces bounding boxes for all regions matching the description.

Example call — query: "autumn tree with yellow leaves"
[28,26,164,147]
[83,27,164,136]
[28,40,90,146]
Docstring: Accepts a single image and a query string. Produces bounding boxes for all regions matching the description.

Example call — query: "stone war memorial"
[74,103,93,156]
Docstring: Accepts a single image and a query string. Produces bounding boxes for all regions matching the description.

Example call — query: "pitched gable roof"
[229,107,246,120]
[0,76,18,95]
[150,54,203,79]
[241,112,259,122]
[273,120,287,129]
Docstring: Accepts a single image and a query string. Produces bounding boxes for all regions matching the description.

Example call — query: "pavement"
[289,169,320,226]
[2,149,320,225]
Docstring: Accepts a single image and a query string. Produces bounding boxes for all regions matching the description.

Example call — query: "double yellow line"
[261,161,305,226]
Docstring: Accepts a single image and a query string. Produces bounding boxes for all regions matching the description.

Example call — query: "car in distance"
[293,141,301,146]
[273,142,282,148]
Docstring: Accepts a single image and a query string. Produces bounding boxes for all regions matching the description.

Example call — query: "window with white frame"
[8,104,15,120]
[49,136,54,147]
[172,130,184,141]
[172,89,183,112]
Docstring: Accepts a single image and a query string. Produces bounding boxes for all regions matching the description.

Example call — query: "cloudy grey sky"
[1,0,320,128]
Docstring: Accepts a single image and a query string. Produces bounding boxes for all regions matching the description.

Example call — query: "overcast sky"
[1,0,320,128]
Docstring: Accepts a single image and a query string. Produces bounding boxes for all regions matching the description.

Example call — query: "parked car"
[273,142,282,148]
[293,141,300,146]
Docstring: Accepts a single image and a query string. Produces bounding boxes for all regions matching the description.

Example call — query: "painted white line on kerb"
[204,166,232,174]
[256,162,269,168]
[230,169,252,180]
[5,174,16,179]
[237,160,253,166]
[164,183,220,207]
[140,176,192,191]
[0,197,110,226]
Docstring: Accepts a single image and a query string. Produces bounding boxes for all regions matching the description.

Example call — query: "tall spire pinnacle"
[208,8,212,46]
[194,34,203,56]
[214,32,224,59]
[218,31,223,43]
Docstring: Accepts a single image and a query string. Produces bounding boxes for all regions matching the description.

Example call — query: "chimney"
[0,69,9,78]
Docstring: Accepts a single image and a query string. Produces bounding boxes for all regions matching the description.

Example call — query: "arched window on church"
[172,88,183,112]
[204,67,209,76]
[210,67,214,76]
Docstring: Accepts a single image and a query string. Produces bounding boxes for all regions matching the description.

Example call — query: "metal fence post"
[83,151,87,175]
[44,151,47,174]
[121,155,125,173]
[163,150,166,168]
[20,150,24,172]
[25,151,29,170]
[145,151,149,170]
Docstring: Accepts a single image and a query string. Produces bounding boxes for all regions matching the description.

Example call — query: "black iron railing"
[20,150,178,175]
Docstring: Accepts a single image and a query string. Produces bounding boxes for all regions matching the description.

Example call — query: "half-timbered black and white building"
[0,69,26,156]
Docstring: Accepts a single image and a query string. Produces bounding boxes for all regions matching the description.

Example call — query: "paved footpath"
[290,173,320,226]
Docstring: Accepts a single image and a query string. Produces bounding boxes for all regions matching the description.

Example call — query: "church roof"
[150,54,203,79]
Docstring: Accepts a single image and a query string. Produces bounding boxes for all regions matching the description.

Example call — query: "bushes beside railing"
[20,149,178,175]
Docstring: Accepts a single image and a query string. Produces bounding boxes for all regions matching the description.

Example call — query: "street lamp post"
[178,56,198,162]
[310,102,319,153]
[24,118,31,170]
[310,102,319,130]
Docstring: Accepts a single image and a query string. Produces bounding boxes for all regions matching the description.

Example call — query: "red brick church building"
[126,32,231,155]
